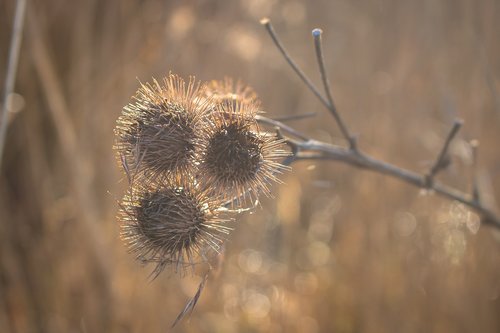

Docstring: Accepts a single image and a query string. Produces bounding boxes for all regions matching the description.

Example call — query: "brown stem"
[426,119,463,184]
[312,28,357,150]
[261,18,500,230]
[260,118,500,229]
[0,0,27,168]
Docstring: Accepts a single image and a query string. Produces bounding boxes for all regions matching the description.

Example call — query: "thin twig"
[272,111,317,122]
[259,116,500,229]
[256,114,310,141]
[470,139,480,203]
[426,119,463,184]
[260,18,332,114]
[171,273,209,329]
[275,127,298,166]
[0,0,27,168]
[262,20,500,230]
[312,28,356,149]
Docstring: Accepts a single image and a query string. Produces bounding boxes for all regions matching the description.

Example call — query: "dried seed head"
[200,101,289,205]
[205,78,259,109]
[114,74,211,181]
[119,179,231,278]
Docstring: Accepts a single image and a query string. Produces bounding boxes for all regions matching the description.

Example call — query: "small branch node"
[424,175,433,189]
[274,126,284,140]
[259,17,270,25]
[312,28,322,37]
[349,135,359,152]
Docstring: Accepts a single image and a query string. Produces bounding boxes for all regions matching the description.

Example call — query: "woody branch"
[258,18,500,230]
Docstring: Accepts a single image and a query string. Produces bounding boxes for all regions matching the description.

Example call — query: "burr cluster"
[114,74,288,277]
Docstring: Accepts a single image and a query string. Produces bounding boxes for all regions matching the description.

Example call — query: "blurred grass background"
[1,0,500,332]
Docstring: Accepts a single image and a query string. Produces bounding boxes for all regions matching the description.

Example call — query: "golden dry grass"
[1,0,499,332]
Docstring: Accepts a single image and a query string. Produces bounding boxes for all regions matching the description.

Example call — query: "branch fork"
[260,18,500,230]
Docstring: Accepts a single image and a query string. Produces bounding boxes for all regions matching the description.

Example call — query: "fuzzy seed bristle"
[118,180,231,278]
[205,78,260,110]
[200,101,289,205]
[114,74,289,279]
[114,74,211,181]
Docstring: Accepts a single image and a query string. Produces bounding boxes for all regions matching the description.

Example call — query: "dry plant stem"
[268,127,500,228]
[261,18,357,149]
[171,272,209,329]
[260,18,500,230]
[0,0,27,168]
[312,29,357,150]
[260,19,332,115]
[272,111,317,122]
[256,114,309,141]
[426,119,463,184]
[470,140,480,203]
